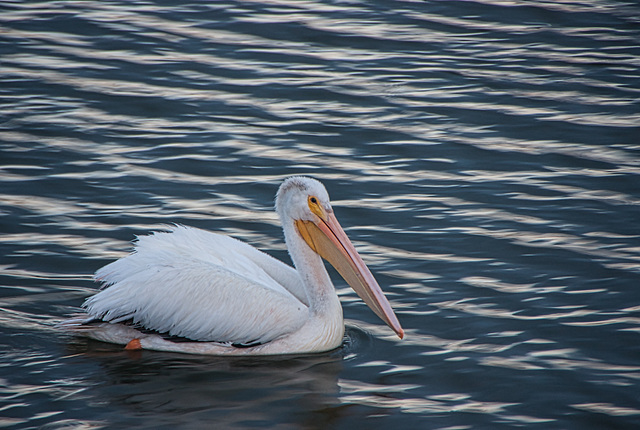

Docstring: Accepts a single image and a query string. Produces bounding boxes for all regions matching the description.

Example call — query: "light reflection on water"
[1,0,640,428]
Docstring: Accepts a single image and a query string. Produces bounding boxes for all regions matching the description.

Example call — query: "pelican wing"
[85,226,309,344]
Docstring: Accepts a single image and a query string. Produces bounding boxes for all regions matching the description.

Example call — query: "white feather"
[85,225,309,344]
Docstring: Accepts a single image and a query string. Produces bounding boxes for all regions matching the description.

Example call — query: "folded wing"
[84,226,309,344]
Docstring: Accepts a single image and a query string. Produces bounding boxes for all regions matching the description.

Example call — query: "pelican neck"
[281,218,339,312]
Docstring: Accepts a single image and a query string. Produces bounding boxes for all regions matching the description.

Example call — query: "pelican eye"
[307,195,324,217]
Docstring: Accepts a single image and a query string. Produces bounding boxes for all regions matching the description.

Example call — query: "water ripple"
[1,0,639,428]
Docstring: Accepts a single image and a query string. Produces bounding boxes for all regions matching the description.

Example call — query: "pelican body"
[63,177,403,355]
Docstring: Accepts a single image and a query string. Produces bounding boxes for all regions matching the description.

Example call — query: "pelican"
[62,176,403,355]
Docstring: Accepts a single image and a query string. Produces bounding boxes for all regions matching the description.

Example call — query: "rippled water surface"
[2,0,640,428]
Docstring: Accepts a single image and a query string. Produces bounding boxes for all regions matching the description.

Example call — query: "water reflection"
[73,342,344,426]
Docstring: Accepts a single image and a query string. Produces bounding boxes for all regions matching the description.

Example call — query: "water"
[1,0,639,428]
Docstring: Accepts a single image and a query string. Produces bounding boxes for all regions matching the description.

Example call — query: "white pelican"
[62,176,403,355]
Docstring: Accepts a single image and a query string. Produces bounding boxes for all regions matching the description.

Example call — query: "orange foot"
[125,338,142,350]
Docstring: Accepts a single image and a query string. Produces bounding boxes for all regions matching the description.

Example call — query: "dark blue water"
[1,0,639,428]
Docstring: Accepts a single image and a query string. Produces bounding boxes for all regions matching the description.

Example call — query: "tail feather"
[56,313,99,331]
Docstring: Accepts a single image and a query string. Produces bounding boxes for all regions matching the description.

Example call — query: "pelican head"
[276,176,404,339]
